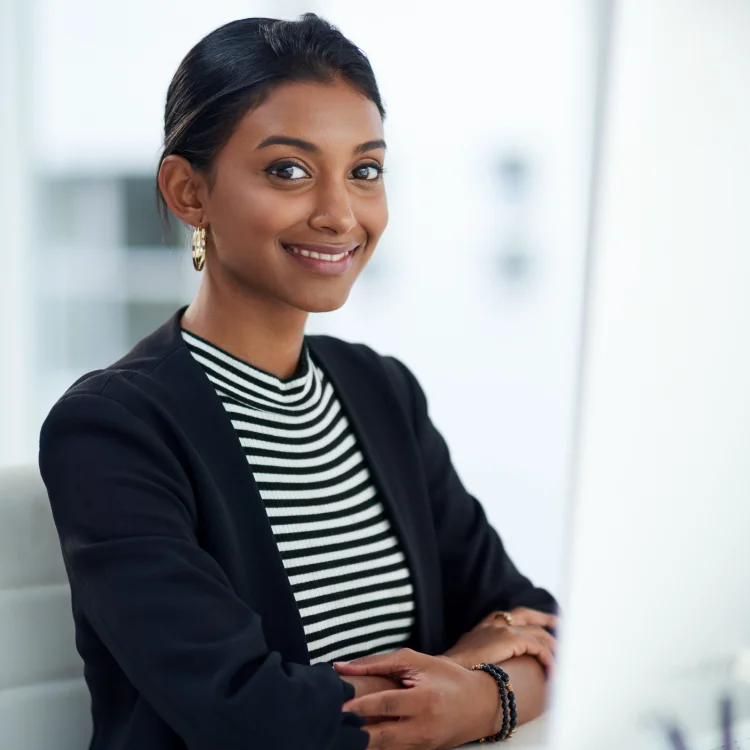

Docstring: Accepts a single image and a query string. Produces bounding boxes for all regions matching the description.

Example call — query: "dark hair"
[157,13,385,221]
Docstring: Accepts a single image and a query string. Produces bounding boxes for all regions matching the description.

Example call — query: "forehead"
[232,79,384,148]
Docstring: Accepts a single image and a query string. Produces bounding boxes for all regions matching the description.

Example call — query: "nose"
[308,177,358,236]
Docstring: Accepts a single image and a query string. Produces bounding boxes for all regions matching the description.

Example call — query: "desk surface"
[477,714,750,749]
[457,714,550,748]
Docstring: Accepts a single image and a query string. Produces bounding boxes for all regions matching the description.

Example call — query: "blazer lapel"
[147,312,310,664]
[307,337,443,655]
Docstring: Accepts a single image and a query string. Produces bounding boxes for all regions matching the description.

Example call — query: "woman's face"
[202,79,388,313]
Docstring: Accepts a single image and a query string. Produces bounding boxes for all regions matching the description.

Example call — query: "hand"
[488,607,558,630]
[334,649,501,749]
[442,608,557,673]
[339,675,404,726]
[339,674,403,700]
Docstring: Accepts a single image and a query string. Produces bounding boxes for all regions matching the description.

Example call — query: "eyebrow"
[256,136,387,155]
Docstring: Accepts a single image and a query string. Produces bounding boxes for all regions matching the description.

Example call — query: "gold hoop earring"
[192,224,206,271]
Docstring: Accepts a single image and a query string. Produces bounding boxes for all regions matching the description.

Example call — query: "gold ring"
[494,611,513,626]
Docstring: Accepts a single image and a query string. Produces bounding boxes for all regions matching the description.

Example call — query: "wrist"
[471,669,504,741]
[440,650,474,670]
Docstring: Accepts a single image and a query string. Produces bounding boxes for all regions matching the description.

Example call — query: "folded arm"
[40,390,367,750]
[383,356,558,644]
[382,356,558,727]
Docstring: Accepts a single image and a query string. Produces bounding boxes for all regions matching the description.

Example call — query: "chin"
[296,287,353,314]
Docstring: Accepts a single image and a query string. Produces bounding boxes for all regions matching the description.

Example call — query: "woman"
[39,14,558,750]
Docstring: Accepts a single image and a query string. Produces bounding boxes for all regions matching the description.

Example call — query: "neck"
[181,275,309,380]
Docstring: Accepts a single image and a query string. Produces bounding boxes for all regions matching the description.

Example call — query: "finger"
[364,719,433,750]
[477,611,504,628]
[343,688,419,719]
[479,610,514,628]
[334,648,423,678]
[519,624,557,653]
[528,637,557,680]
[363,721,406,750]
[516,634,555,673]
[533,643,556,673]
[511,607,559,630]
[365,716,391,726]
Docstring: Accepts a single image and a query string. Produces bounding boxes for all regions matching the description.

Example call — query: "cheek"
[360,194,389,242]
[210,171,309,241]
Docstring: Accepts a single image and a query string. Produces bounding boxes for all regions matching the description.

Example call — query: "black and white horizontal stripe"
[182,330,415,664]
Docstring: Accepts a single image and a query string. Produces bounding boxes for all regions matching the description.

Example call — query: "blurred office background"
[1,0,596,595]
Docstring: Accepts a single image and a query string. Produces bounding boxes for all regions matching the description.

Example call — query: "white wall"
[31,0,304,173]
[0,0,34,464]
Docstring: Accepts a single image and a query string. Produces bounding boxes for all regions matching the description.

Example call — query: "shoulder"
[42,308,191,436]
[39,354,193,502]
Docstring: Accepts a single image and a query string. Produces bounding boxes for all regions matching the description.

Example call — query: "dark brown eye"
[266,162,310,180]
[351,164,383,181]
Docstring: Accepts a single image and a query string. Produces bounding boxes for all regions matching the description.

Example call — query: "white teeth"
[287,246,352,262]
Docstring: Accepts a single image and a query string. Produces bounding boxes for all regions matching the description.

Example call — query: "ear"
[157,155,209,228]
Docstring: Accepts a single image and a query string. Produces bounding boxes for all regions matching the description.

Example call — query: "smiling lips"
[283,242,359,263]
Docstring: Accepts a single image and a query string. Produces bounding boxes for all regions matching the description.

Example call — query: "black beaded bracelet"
[485,664,517,740]
[471,663,508,741]
[470,663,517,742]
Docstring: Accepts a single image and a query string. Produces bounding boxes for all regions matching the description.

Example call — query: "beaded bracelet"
[486,664,517,740]
[470,663,517,742]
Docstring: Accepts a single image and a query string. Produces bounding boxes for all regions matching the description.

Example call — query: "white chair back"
[0,465,91,749]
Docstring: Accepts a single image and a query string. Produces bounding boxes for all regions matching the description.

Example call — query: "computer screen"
[552,1,750,748]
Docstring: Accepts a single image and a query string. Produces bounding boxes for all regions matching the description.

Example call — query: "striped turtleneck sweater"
[182,330,416,665]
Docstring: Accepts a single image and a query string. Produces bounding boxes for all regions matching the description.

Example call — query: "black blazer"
[39,308,556,750]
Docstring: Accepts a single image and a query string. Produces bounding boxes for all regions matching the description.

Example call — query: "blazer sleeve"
[39,389,367,750]
[382,357,558,648]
